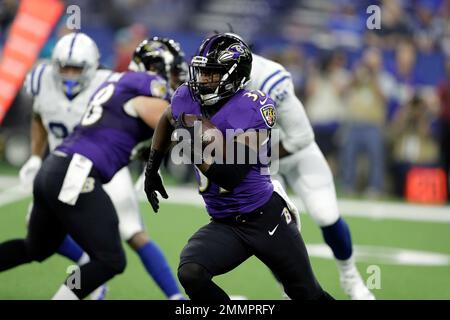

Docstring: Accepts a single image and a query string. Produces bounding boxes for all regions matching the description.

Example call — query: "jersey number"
[81,84,115,126]
[243,90,266,102]
[48,122,69,139]
[194,166,229,194]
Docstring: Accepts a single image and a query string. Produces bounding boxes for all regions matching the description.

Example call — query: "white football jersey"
[24,62,112,150]
[248,54,314,152]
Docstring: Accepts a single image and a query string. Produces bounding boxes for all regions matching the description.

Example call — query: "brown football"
[181,113,202,127]
[179,114,225,160]
[200,118,222,145]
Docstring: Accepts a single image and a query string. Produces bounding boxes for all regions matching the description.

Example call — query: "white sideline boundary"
[0,178,449,223]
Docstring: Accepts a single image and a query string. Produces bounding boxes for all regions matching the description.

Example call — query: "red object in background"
[405,167,448,204]
[0,0,64,124]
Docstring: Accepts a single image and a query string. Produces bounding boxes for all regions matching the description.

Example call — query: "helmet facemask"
[188,33,252,108]
[53,59,92,99]
[151,37,188,89]
[51,33,100,100]
[189,56,248,106]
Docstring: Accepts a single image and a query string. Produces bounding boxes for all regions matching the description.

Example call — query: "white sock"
[169,293,186,300]
[336,255,358,276]
[77,252,90,266]
[52,285,79,300]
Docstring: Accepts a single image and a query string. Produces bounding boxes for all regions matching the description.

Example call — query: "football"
[179,113,222,147]
[200,118,222,146]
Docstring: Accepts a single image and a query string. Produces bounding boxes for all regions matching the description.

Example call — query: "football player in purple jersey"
[144,33,333,300]
[0,39,185,300]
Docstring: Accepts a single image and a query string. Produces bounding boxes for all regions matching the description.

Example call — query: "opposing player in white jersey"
[247,49,375,299]
[19,32,183,300]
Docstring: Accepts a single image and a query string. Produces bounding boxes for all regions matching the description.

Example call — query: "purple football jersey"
[171,84,276,218]
[57,71,170,183]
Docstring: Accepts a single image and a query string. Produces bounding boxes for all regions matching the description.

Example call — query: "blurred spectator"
[385,41,418,121]
[327,1,366,49]
[305,51,348,173]
[64,0,131,31]
[438,0,450,56]
[412,0,445,53]
[113,23,149,72]
[367,0,413,49]
[437,57,450,197]
[388,95,440,196]
[340,48,387,197]
[278,45,306,97]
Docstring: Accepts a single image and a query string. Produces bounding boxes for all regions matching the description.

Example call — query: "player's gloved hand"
[130,139,151,162]
[144,149,168,213]
[19,155,42,192]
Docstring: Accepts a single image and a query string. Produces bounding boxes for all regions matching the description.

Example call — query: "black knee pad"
[177,263,211,292]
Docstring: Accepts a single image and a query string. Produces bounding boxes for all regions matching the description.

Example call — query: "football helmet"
[151,36,188,88]
[51,32,100,99]
[129,39,174,81]
[188,33,252,106]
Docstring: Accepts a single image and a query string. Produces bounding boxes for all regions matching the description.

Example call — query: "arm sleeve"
[170,84,198,121]
[203,141,255,191]
[271,79,315,152]
[24,65,46,115]
[32,99,41,115]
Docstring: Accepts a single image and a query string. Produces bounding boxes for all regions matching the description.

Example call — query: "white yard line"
[149,186,450,224]
[1,178,449,223]
[0,176,22,190]
[0,185,29,208]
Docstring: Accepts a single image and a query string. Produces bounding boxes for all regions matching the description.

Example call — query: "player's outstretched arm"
[274,85,315,158]
[132,96,169,130]
[144,106,175,213]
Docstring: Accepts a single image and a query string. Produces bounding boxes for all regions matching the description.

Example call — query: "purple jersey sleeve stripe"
[259,69,282,93]
[267,75,291,97]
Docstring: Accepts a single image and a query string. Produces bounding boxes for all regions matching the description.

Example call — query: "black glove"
[130,140,151,162]
[144,149,168,213]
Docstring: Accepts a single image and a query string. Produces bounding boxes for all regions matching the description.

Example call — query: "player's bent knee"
[112,254,127,275]
[27,246,53,263]
[127,231,150,251]
[98,252,127,276]
[310,209,340,227]
[178,263,211,292]
[303,191,340,227]
[24,239,55,263]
